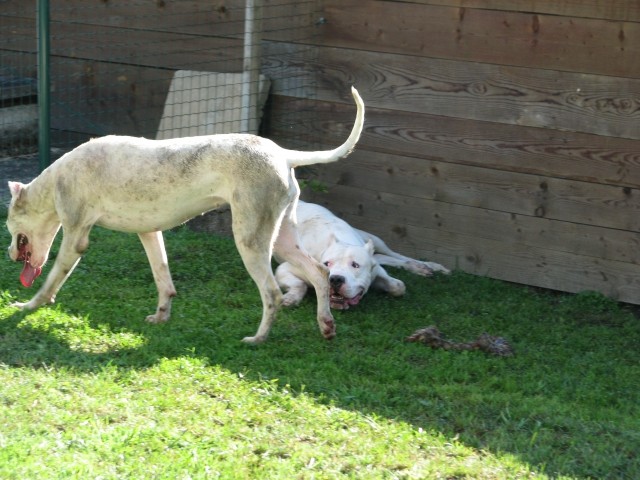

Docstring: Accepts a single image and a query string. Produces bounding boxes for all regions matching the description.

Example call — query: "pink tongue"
[347,295,362,306]
[20,261,42,287]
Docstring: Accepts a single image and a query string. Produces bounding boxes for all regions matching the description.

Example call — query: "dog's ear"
[364,239,375,255]
[8,181,24,200]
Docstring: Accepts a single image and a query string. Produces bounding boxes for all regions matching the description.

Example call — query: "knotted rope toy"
[405,325,514,357]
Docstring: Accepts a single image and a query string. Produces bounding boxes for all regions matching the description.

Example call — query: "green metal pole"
[37,0,50,171]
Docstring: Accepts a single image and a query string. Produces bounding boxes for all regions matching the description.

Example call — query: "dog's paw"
[424,262,450,275]
[242,335,267,345]
[319,315,336,340]
[145,313,169,324]
[282,292,303,307]
[388,279,406,297]
[404,260,433,277]
[10,299,43,311]
[408,260,450,276]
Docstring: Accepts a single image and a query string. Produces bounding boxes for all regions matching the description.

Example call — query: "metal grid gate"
[0,0,321,167]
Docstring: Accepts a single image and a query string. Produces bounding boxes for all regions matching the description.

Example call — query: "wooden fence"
[0,0,319,146]
[2,0,640,303]
[265,0,640,304]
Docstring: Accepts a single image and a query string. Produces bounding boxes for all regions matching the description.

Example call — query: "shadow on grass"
[1,226,639,478]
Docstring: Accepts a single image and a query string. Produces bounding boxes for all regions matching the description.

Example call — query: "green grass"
[1,211,639,479]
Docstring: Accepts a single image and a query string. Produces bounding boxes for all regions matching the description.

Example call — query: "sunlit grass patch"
[16,307,147,354]
[1,209,638,479]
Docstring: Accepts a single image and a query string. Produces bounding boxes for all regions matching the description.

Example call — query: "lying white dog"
[6,88,364,344]
[275,201,450,309]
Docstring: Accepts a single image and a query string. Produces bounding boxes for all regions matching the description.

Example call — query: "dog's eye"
[351,261,360,269]
[324,261,331,267]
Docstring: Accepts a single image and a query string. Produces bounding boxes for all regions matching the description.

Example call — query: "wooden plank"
[0,16,36,53]
[266,96,640,189]
[48,23,244,71]
[0,0,317,44]
[262,42,640,141]
[364,217,640,305]
[300,149,640,232]
[359,108,640,189]
[382,0,640,22]
[4,0,637,36]
[303,185,640,304]
[319,0,640,78]
[302,172,640,265]
[0,17,244,71]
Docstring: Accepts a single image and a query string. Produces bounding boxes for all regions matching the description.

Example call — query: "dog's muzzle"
[330,274,345,290]
[329,274,364,309]
[15,234,42,287]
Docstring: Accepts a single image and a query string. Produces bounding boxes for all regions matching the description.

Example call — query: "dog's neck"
[21,167,58,220]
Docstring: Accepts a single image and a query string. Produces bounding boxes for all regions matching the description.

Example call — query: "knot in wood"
[469,82,488,95]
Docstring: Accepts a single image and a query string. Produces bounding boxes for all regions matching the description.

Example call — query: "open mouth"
[16,234,42,287]
[330,289,364,310]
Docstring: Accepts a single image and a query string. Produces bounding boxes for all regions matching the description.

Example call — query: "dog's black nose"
[330,275,345,289]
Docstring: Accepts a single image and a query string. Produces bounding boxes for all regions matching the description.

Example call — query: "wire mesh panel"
[0,2,38,158]
[0,0,320,159]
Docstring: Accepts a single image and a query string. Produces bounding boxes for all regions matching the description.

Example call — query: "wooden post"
[241,0,263,134]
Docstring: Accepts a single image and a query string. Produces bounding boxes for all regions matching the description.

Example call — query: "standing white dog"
[275,201,449,309]
[5,88,364,344]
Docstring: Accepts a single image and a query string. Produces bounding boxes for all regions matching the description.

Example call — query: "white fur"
[6,88,365,344]
[275,201,450,309]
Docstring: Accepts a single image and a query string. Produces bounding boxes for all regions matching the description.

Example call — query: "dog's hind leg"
[275,213,335,340]
[355,228,450,276]
[375,253,450,276]
[230,206,285,345]
[138,231,177,323]
[239,259,282,345]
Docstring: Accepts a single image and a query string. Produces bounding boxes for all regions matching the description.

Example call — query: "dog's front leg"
[138,231,177,323]
[371,265,406,297]
[12,231,86,311]
[275,262,309,306]
[276,218,335,340]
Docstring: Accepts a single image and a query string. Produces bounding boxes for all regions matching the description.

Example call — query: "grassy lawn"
[1,210,639,479]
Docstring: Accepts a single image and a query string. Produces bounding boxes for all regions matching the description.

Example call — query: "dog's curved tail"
[285,86,364,168]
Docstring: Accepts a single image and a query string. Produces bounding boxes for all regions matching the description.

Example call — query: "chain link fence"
[0,0,320,164]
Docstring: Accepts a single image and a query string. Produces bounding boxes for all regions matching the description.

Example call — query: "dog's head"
[6,181,60,287]
[320,239,377,310]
